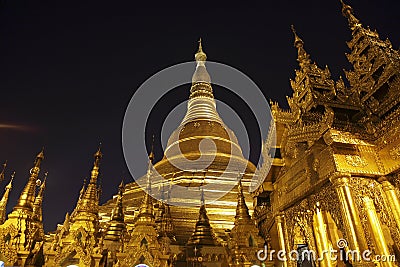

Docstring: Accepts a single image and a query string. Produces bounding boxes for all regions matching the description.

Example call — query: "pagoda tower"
[116,154,170,267]
[0,149,46,266]
[228,178,266,267]
[46,147,104,267]
[0,171,14,224]
[253,1,400,266]
[102,40,258,245]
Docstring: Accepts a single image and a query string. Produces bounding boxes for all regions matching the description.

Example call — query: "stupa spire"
[104,181,126,241]
[91,145,102,183]
[291,25,311,68]
[187,189,216,246]
[75,146,102,216]
[14,148,44,212]
[181,39,223,124]
[111,181,125,222]
[136,153,155,225]
[33,172,48,223]
[235,177,251,224]
[0,171,15,224]
[191,38,211,85]
[340,0,361,30]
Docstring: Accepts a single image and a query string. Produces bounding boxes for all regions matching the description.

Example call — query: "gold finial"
[340,0,361,30]
[291,25,304,48]
[36,172,47,199]
[37,147,45,159]
[34,147,45,168]
[195,38,207,63]
[6,171,15,190]
[42,172,48,186]
[291,25,311,68]
[118,180,125,199]
[198,38,203,53]
[91,145,102,183]
[78,179,86,200]
[94,143,103,160]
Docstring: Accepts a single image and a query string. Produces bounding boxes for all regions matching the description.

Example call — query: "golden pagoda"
[256,1,400,266]
[100,39,258,248]
[0,1,399,266]
[0,149,46,266]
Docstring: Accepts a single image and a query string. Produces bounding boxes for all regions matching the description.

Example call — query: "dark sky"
[0,0,399,231]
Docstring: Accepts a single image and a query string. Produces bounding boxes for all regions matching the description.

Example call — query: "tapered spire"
[0,161,7,183]
[91,146,102,183]
[194,38,207,65]
[235,177,251,224]
[79,179,86,200]
[104,181,126,241]
[181,39,223,124]
[33,172,48,223]
[136,153,155,225]
[75,146,102,215]
[111,181,125,222]
[0,171,15,224]
[187,189,216,246]
[14,148,44,212]
[191,38,211,88]
[340,0,361,30]
[291,25,311,68]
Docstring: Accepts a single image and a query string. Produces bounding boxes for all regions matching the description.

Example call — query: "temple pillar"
[378,177,400,231]
[275,214,288,267]
[363,196,395,267]
[312,202,333,267]
[330,173,368,266]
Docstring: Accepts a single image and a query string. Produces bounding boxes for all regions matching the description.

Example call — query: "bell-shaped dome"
[154,40,256,186]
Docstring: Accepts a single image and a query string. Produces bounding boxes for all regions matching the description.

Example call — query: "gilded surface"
[0,1,400,266]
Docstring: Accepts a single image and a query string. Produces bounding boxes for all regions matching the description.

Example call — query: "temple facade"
[0,1,400,266]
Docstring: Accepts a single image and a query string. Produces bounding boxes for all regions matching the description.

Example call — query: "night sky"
[0,0,399,231]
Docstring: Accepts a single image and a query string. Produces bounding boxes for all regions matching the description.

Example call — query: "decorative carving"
[389,145,400,160]
[345,155,368,167]
[0,224,18,264]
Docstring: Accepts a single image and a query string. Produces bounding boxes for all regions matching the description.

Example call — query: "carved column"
[363,196,395,267]
[275,214,288,267]
[378,177,400,231]
[330,173,368,257]
[313,202,333,267]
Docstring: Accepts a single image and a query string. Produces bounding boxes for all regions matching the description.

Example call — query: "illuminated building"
[0,1,399,266]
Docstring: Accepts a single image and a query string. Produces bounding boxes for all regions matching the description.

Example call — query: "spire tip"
[94,144,103,158]
[195,38,207,62]
[340,0,361,29]
[37,147,45,159]
[198,38,203,53]
[291,25,303,48]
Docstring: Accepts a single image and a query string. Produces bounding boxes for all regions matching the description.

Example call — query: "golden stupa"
[1,1,400,266]
[101,39,257,245]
